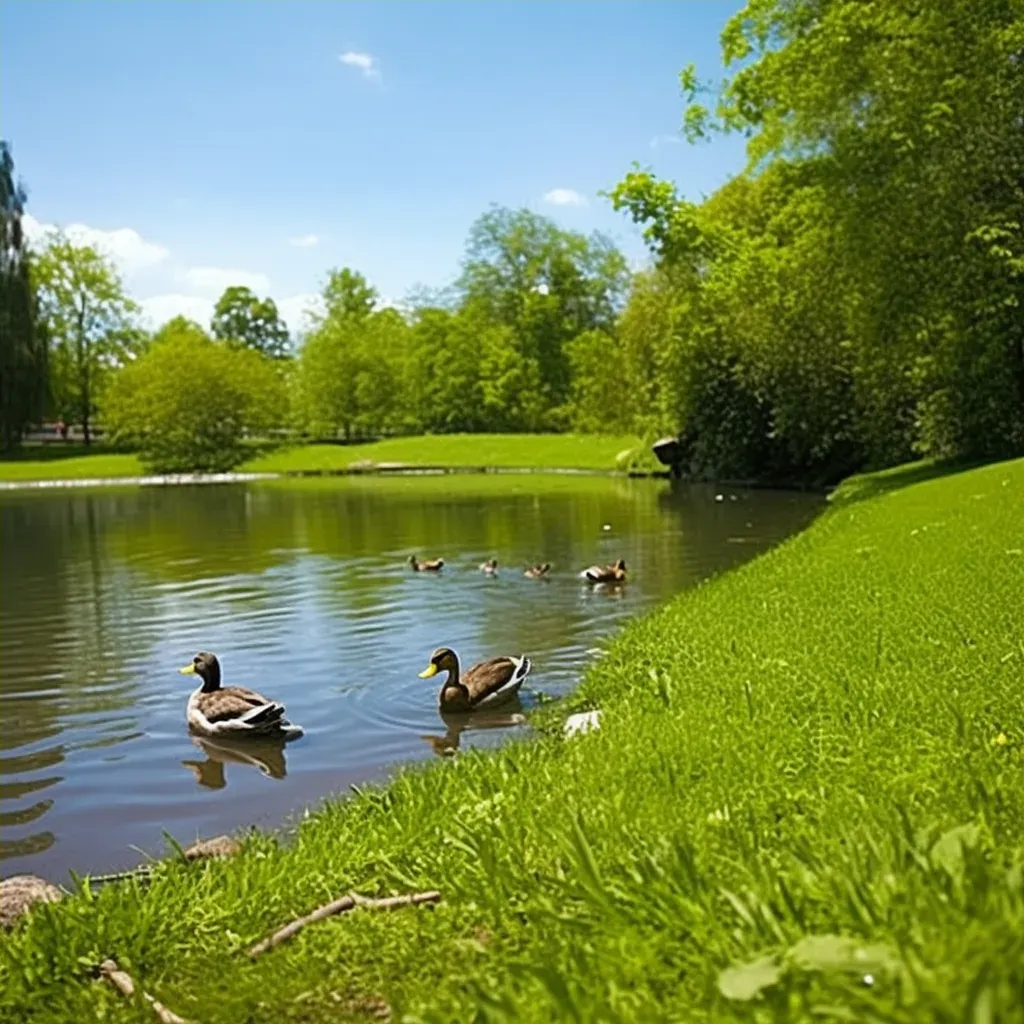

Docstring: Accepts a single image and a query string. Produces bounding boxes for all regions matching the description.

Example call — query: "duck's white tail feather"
[477,655,532,708]
[240,701,286,726]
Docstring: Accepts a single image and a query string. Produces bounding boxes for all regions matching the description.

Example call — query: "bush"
[101,318,286,472]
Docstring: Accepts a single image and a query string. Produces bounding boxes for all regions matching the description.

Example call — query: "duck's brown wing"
[583,564,612,582]
[462,656,530,706]
[199,686,279,723]
[423,558,445,571]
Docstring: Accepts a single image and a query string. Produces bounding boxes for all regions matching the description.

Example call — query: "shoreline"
[0,465,641,491]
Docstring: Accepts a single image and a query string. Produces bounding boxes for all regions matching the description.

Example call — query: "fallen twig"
[87,866,155,888]
[99,959,191,1024]
[247,889,441,958]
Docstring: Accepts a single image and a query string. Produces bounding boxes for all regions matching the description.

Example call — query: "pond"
[0,475,823,881]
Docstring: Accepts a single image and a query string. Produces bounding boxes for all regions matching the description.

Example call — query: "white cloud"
[650,134,682,150]
[140,291,322,337]
[288,233,320,248]
[543,188,587,208]
[339,50,380,80]
[139,294,215,329]
[22,213,169,275]
[180,266,271,294]
[274,292,323,334]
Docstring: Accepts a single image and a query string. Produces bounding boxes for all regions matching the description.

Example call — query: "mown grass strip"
[2,457,1022,1022]
[0,434,642,484]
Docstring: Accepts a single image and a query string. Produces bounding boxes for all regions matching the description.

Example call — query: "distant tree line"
[2,0,1021,479]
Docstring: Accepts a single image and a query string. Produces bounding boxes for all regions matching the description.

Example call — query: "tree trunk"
[78,296,90,446]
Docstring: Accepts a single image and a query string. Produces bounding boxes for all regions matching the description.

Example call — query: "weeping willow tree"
[0,141,48,451]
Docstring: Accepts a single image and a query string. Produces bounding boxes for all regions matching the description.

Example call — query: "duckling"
[581,558,627,584]
[418,646,531,713]
[480,558,498,575]
[524,562,552,579]
[409,555,444,572]
[179,652,303,740]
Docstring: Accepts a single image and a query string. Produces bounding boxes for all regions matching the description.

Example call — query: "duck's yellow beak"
[418,664,439,679]
[179,664,196,675]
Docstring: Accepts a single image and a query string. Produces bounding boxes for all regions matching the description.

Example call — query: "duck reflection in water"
[422,707,527,759]
[182,733,289,790]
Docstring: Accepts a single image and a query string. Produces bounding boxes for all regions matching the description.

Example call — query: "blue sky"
[0,0,748,332]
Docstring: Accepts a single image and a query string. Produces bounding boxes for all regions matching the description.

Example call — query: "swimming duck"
[418,647,531,713]
[179,652,304,740]
[581,558,627,584]
[409,555,444,572]
[524,562,551,579]
[480,558,498,575]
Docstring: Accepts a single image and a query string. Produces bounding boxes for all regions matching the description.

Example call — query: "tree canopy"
[211,285,290,358]
[102,318,286,472]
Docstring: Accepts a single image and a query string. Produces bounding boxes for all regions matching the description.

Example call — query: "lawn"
[247,434,642,473]
[0,449,143,481]
[2,458,1022,1022]
[0,434,643,483]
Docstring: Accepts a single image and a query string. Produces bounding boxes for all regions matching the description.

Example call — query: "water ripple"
[0,478,822,879]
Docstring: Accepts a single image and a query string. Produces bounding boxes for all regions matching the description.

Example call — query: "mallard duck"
[480,558,498,575]
[524,562,551,579]
[179,652,304,740]
[418,647,531,712]
[581,558,627,584]
[409,555,444,572]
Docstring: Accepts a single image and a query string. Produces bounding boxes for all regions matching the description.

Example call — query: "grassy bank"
[3,459,1023,1022]
[0,434,642,483]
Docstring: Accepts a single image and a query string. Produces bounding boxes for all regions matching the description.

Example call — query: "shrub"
[102,318,286,472]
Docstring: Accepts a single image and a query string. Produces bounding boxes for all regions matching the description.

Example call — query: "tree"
[609,0,1024,480]
[458,207,631,417]
[32,238,139,445]
[101,319,286,472]
[210,285,290,358]
[291,270,411,440]
[319,267,378,323]
[0,141,47,451]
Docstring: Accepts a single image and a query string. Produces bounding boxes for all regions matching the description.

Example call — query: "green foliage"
[3,459,1024,1021]
[319,266,378,322]
[211,285,290,358]
[100,319,286,472]
[31,236,140,445]
[291,274,411,440]
[0,140,47,451]
[607,0,1024,481]
[459,207,631,416]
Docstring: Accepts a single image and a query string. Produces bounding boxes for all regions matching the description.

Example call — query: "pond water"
[0,475,823,881]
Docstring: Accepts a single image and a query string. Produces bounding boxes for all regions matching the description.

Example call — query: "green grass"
[245,433,642,474]
[3,458,1023,1022]
[0,434,643,483]
[0,450,143,481]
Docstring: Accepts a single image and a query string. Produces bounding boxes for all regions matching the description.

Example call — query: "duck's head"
[180,651,221,690]
[614,559,627,572]
[408,555,418,566]
[484,559,498,571]
[419,647,458,679]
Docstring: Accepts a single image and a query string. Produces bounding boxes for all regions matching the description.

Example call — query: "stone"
[183,835,241,861]
[1,874,63,930]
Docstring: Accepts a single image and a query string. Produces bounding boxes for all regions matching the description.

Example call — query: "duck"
[524,562,551,579]
[581,558,627,584]
[480,558,498,575]
[409,555,444,572]
[418,647,531,713]
[179,652,304,740]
